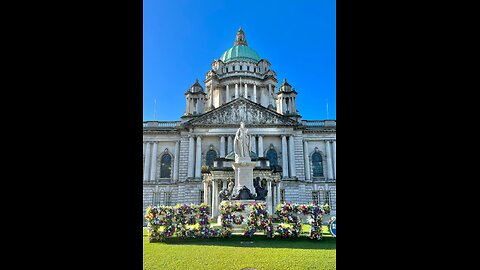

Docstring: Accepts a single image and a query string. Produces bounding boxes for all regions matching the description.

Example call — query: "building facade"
[143,28,336,223]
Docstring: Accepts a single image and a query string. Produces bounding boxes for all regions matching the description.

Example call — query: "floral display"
[145,203,218,242]
[219,201,247,237]
[145,202,329,242]
[275,202,303,238]
[144,206,176,242]
[244,202,274,238]
[275,202,325,240]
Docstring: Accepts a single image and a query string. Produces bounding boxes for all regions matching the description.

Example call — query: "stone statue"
[219,179,235,201]
[234,121,251,159]
[253,177,268,200]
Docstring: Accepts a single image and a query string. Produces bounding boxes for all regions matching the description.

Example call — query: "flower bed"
[145,202,329,242]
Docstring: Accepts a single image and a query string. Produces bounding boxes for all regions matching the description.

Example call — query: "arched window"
[266,144,278,169]
[206,145,217,167]
[160,150,172,178]
[312,147,324,177]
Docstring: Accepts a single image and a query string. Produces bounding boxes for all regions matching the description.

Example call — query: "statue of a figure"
[219,179,235,201]
[253,177,268,200]
[234,121,251,159]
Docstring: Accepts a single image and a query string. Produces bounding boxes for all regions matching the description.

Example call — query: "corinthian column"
[333,140,336,179]
[326,140,334,180]
[188,136,195,178]
[281,136,288,178]
[227,136,233,154]
[220,136,225,158]
[288,136,296,177]
[235,83,238,99]
[211,179,218,218]
[253,84,257,103]
[226,85,230,103]
[195,136,202,178]
[173,140,180,181]
[244,83,248,98]
[143,142,151,181]
[150,142,158,181]
[303,140,311,180]
[257,135,264,157]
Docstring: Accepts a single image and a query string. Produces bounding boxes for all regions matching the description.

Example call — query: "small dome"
[219,28,261,63]
[220,45,261,63]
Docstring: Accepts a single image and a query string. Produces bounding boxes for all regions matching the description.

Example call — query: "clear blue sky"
[144,0,335,121]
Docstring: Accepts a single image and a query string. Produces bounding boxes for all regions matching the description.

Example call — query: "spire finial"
[234,27,248,46]
[283,78,287,83]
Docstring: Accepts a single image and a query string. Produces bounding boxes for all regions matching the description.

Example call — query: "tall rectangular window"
[199,190,204,204]
[324,190,331,205]
[152,192,162,206]
[164,191,172,206]
[280,189,285,203]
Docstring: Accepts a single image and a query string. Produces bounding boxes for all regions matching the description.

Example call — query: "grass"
[143,225,336,270]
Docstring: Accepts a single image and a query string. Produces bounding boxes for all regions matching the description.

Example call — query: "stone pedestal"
[232,157,257,198]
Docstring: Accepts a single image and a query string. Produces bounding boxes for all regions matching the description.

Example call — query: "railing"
[302,120,336,127]
[143,121,180,128]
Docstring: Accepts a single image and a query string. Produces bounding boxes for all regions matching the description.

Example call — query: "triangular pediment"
[186,97,299,127]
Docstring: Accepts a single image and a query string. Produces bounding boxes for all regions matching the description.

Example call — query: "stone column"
[188,136,195,178]
[209,83,214,108]
[253,84,257,103]
[333,140,336,179]
[143,142,151,181]
[207,182,212,210]
[235,83,238,99]
[281,135,288,178]
[150,142,158,181]
[267,179,273,214]
[218,85,222,107]
[173,140,180,181]
[211,179,218,218]
[185,97,190,114]
[143,142,146,157]
[226,84,230,103]
[251,135,257,155]
[227,136,233,154]
[203,180,208,203]
[293,97,297,114]
[195,136,202,178]
[288,136,296,177]
[303,140,311,180]
[220,136,225,158]
[244,83,248,98]
[257,135,264,157]
[326,140,334,180]
[268,84,272,105]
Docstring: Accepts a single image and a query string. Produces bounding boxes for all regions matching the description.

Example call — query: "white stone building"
[143,28,336,224]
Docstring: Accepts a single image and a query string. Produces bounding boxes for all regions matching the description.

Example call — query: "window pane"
[160,154,172,178]
[312,152,323,177]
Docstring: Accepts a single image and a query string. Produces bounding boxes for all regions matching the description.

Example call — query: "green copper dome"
[220,45,261,63]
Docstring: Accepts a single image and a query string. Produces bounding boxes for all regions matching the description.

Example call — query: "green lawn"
[143,225,336,270]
